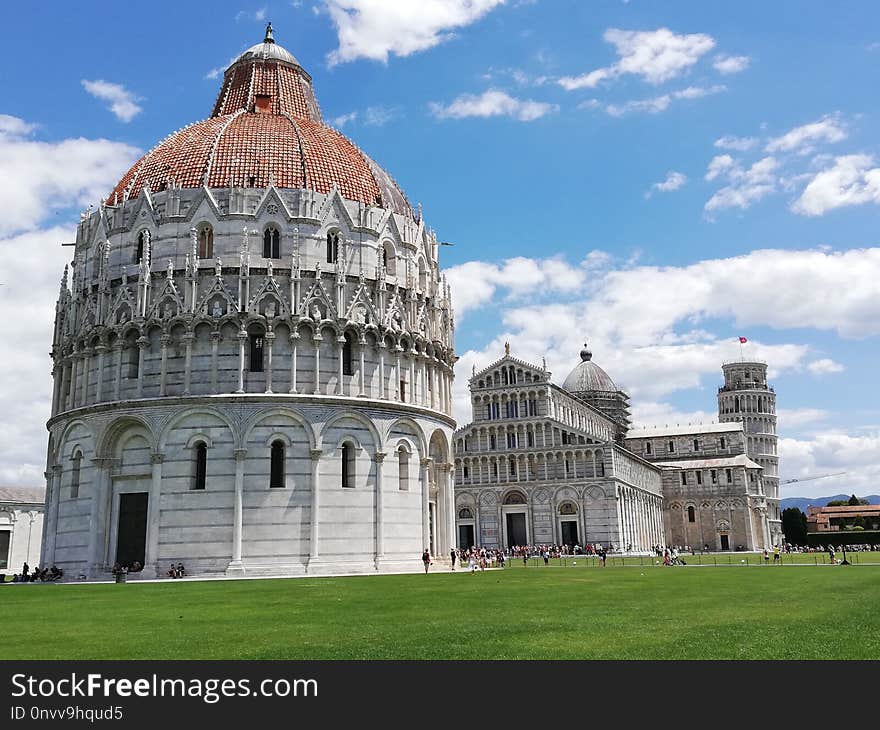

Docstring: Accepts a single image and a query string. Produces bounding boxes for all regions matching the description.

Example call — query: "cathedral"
[41,26,457,578]
[453,346,781,553]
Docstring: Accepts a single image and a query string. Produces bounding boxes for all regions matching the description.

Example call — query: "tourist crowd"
[6,563,64,582]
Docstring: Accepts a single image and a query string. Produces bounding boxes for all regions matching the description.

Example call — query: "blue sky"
[0,1,878,498]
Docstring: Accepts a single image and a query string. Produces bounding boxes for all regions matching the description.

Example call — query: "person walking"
[422,549,431,574]
[450,547,457,571]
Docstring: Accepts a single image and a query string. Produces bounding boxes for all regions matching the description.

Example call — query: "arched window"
[341,442,355,488]
[382,242,395,275]
[687,506,696,523]
[398,446,410,491]
[193,442,207,490]
[503,491,526,505]
[458,508,474,519]
[263,227,280,259]
[559,502,577,515]
[270,440,285,488]
[342,331,354,376]
[70,451,82,498]
[327,231,340,264]
[418,259,427,291]
[134,230,150,265]
[249,332,264,372]
[127,336,140,378]
[198,224,214,259]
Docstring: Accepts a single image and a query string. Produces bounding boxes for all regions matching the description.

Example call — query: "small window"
[341,442,355,488]
[490,435,497,450]
[459,508,473,519]
[127,340,139,378]
[527,432,534,447]
[726,468,733,483]
[193,442,207,490]
[263,227,280,259]
[693,439,700,452]
[687,506,695,523]
[463,465,469,479]
[249,333,264,372]
[680,472,687,486]
[70,451,82,498]
[720,437,726,449]
[255,94,272,113]
[492,462,498,478]
[198,225,214,259]
[507,433,516,449]
[711,470,717,484]
[270,441,285,488]
[327,231,340,263]
[134,230,149,265]
[645,442,652,455]
[399,379,406,402]
[668,441,675,454]
[696,471,702,485]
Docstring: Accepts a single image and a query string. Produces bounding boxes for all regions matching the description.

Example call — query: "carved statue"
[267,260,274,278]
[212,300,223,318]
[351,306,366,325]
[265,301,276,319]
[215,258,222,277]
[311,304,323,322]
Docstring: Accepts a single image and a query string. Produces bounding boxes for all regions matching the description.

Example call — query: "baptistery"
[41,25,457,578]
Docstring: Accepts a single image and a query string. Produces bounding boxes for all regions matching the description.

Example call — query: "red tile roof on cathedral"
[108,24,413,217]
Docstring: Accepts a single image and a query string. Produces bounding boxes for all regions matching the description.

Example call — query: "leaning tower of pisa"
[717,361,782,543]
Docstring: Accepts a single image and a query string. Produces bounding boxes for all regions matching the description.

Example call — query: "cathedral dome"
[107,24,413,218]
[562,344,618,393]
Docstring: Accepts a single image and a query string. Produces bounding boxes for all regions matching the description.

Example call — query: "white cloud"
[777,408,829,429]
[779,431,880,499]
[807,358,845,375]
[712,54,750,74]
[429,89,558,121]
[705,154,734,181]
[704,156,778,214]
[765,114,847,155]
[81,79,143,122]
[714,135,758,152]
[646,171,687,198]
[604,85,725,116]
[448,245,880,424]
[558,27,716,90]
[331,111,358,128]
[325,0,506,65]
[792,154,880,216]
[0,115,141,236]
[330,106,396,128]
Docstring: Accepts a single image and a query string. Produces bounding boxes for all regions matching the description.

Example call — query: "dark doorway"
[458,524,475,550]
[116,493,148,569]
[561,521,579,547]
[506,512,527,548]
[720,534,730,551]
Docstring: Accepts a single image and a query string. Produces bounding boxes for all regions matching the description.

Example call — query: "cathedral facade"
[454,348,780,553]
[41,26,457,578]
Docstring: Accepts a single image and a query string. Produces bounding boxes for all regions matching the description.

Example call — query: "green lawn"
[512,550,880,568]
[2,565,878,660]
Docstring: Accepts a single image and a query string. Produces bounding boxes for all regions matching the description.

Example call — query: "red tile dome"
[108,24,413,217]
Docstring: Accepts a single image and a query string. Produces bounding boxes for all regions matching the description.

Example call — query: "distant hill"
[780,495,880,512]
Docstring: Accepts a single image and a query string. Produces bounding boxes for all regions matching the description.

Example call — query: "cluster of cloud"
[645,171,687,198]
[779,430,880,498]
[585,84,725,117]
[429,89,557,121]
[331,105,397,128]
[0,114,141,236]
[81,80,143,122]
[325,0,506,65]
[702,113,879,217]
[558,28,719,90]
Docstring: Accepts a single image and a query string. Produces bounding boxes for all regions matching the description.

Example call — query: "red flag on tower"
[738,337,748,344]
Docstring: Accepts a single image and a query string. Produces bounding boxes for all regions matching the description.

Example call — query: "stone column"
[425,361,432,408]
[313,332,322,395]
[227,448,248,575]
[308,449,322,563]
[183,333,194,395]
[446,462,456,555]
[42,465,62,566]
[143,453,163,578]
[378,343,386,399]
[264,331,275,393]
[374,451,386,566]
[408,354,415,406]
[210,331,220,393]
[94,344,107,402]
[289,331,299,393]
[420,458,432,551]
[60,358,72,413]
[67,354,79,410]
[236,329,247,394]
[50,364,61,416]
[86,457,111,577]
[394,348,401,400]
[136,337,148,398]
[358,338,366,397]
[159,334,171,396]
[113,342,123,400]
[336,336,345,395]
[80,348,91,406]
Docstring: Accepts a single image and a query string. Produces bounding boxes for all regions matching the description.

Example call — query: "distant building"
[806,504,880,533]
[0,487,45,575]
[454,346,781,553]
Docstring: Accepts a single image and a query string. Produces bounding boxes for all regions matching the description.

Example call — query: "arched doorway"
[558,501,579,547]
[502,490,528,549]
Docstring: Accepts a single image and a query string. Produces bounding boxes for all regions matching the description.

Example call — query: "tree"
[782,507,808,545]
[848,494,861,506]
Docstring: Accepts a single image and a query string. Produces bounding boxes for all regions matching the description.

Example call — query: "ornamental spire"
[264,22,274,44]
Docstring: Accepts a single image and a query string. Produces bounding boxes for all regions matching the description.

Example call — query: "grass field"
[513,550,880,568]
[3,563,879,660]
